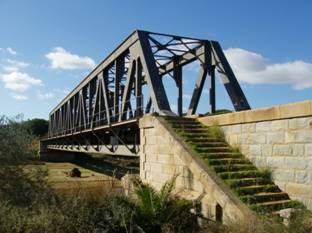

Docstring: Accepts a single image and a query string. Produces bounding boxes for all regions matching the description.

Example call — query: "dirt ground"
[24,161,124,195]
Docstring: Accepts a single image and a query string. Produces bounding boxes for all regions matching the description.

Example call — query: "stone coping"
[198,100,312,126]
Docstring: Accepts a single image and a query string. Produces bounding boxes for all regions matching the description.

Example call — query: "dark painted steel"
[45,30,250,156]
[210,65,216,113]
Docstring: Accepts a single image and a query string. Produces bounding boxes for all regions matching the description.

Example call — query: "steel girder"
[43,119,140,156]
[47,30,250,140]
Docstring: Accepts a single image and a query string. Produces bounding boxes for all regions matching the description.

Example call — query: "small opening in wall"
[195,201,202,215]
[216,203,223,223]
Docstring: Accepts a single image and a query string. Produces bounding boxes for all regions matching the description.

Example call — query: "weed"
[207,125,224,139]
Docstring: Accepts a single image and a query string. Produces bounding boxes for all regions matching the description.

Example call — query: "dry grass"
[23,161,123,195]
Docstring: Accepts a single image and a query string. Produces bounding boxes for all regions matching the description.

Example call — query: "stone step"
[250,200,293,213]
[164,116,296,215]
[176,124,209,132]
[164,117,198,123]
[181,129,223,135]
[224,177,268,187]
[193,146,232,153]
[180,132,217,137]
[167,119,202,126]
[188,141,228,147]
[235,184,280,196]
[171,124,203,129]
[208,158,251,166]
[185,137,225,143]
[240,192,290,204]
[212,164,256,173]
[200,152,243,159]
[218,170,264,179]
[171,122,204,126]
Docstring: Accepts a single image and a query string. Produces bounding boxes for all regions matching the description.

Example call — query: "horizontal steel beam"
[159,44,206,75]
[43,118,138,141]
[47,144,138,157]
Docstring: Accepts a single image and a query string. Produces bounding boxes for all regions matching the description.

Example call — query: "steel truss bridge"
[41,30,250,157]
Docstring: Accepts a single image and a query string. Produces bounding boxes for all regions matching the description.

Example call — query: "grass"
[207,124,225,139]
[23,161,123,196]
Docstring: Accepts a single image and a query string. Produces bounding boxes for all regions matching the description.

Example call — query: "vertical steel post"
[115,57,124,122]
[135,58,143,116]
[173,60,182,116]
[210,65,216,113]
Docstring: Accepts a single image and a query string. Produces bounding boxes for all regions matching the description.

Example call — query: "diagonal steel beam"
[136,31,172,114]
[210,41,250,111]
[99,70,111,125]
[119,59,136,121]
[187,66,208,115]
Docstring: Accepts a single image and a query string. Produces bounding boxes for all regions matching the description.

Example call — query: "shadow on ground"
[69,153,139,179]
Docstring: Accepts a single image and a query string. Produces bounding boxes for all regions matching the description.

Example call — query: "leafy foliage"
[0,115,36,164]
[117,176,199,233]
[21,118,49,137]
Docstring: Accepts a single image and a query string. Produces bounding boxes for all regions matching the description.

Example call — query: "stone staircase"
[164,116,301,214]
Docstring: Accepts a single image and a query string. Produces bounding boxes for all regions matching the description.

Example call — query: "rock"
[69,168,81,177]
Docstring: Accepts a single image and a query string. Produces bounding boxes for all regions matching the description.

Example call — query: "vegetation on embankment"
[1,115,312,233]
[0,116,199,233]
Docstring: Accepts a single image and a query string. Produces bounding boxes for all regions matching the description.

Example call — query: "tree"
[22,118,49,137]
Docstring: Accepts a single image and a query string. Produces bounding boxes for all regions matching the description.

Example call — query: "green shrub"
[207,125,224,139]
[0,115,37,164]
[21,118,49,137]
[120,176,199,233]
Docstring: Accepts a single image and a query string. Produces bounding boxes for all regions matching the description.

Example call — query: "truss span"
[43,30,250,156]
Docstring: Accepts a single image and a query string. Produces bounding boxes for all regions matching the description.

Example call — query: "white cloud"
[170,103,187,113]
[203,88,209,95]
[3,59,29,72]
[45,47,96,70]
[37,91,54,100]
[12,94,28,100]
[224,48,312,90]
[183,94,192,100]
[0,71,42,92]
[51,88,70,95]
[0,47,17,55]
[7,59,29,68]
[7,47,17,55]
[184,60,200,72]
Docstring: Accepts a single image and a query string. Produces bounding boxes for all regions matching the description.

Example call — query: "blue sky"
[1,0,312,119]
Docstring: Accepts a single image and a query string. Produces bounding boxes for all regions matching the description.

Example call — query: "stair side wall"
[139,115,254,223]
[198,100,312,210]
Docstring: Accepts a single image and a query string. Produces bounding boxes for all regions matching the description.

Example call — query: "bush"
[119,176,199,233]
[0,115,36,164]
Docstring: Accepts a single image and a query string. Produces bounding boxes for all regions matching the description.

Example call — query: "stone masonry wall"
[139,115,254,223]
[198,100,312,210]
